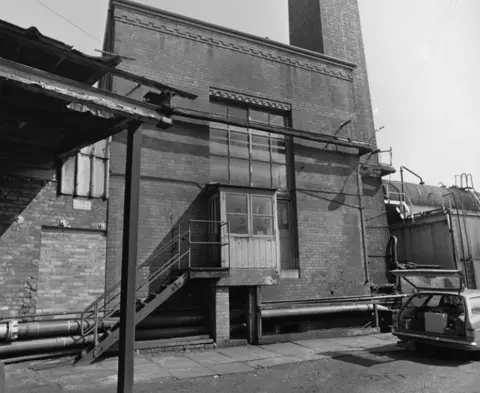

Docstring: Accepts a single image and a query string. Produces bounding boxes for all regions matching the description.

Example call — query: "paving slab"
[186,350,236,365]
[248,356,304,369]
[205,361,255,375]
[151,355,202,370]
[260,342,317,356]
[340,336,389,349]
[168,366,216,380]
[217,346,280,362]
[293,338,351,353]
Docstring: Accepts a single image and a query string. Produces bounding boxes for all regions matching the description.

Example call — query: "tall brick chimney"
[288,0,375,144]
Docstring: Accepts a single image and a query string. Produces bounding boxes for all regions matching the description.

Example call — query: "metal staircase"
[75,220,229,366]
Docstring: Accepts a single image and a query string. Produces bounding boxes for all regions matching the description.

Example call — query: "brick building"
[0,0,393,349]
[101,0,392,343]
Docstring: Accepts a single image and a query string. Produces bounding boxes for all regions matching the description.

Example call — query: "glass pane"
[252,195,272,216]
[76,154,91,197]
[251,129,270,137]
[228,106,248,121]
[251,135,270,161]
[229,159,250,186]
[60,155,76,194]
[270,114,286,127]
[210,101,228,117]
[251,161,272,188]
[252,217,273,236]
[92,158,106,198]
[271,137,287,163]
[227,214,248,234]
[277,202,289,230]
[93,139,108,158]
[209,121,228,130]
[229,131,249,159]
[226,193,247,214]
[211,156,229,183]
[272,164,288,189]
[80,145,93,155]
[249,109,269,124]
[210,128,228,155]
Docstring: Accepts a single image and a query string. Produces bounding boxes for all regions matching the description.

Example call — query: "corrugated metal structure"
[384,178,480,290]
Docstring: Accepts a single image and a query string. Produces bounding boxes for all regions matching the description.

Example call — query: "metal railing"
[79,220,230,345]
[187,219,230,269]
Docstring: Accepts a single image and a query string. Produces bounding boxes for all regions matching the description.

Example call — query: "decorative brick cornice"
[113,2,355,82]
[209,88,291,111]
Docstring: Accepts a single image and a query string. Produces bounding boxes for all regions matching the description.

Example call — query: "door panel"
[277,200,294,269]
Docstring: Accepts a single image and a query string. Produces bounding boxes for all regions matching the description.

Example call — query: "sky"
[3,0,479,187]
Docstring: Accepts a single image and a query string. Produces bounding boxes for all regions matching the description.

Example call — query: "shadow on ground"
[322,344,476,368]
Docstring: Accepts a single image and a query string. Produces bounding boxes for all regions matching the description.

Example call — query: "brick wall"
[289,0,390,287]
[0,173,107,317]
[37,229,106,314]
[107,0,390,303]
[214,287,230,342]
[106,121,210,290]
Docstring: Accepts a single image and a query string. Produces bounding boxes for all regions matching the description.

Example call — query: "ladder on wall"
[442,173,480,289]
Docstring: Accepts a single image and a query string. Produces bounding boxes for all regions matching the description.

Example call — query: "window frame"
[209,102,292,191]
[224,191,275,239]
[58,138,110,199]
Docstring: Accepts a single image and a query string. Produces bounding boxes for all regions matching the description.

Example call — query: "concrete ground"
[6,334,480,393]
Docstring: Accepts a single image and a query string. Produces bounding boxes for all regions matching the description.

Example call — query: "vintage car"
[391,269,480,351]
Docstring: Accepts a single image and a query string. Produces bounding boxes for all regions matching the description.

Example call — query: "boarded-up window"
[60,139,110,198]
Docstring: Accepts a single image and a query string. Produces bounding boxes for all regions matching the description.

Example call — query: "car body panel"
[392,284,480,351]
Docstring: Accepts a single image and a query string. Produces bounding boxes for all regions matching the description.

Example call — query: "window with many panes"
[210,101,290,190]
[60,139,109,198]
[226,193,274,237]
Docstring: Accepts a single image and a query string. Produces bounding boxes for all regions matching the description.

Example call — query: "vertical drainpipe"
[357,164,370,286]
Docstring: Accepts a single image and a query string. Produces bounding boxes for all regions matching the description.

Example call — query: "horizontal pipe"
[0,335,94,357]
[0,310,86,321]
[261,294,405,307]
[261,304,390,319]
[3,349,80,365]
[0,319,118,341]
[137,314,204,329]
[135,326,206,341]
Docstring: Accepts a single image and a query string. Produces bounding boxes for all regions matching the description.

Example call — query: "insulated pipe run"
[0,335,94,357]
[261,303,390,319]
[0,319,117,342]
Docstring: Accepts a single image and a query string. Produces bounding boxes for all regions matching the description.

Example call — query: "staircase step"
[107,335,213,353]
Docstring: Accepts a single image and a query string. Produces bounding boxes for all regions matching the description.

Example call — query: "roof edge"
[111,0,357,72]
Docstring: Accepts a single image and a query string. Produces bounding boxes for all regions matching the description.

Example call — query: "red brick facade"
[106,0,390,304]
[0,0,390,325]
[0,172,108,317]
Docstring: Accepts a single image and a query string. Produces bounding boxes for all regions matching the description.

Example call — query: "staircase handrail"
[80,228,188,337]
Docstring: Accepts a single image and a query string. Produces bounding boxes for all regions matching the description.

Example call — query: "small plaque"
[73,199,92,211]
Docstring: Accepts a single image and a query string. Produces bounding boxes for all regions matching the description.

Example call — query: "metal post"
[117,122,142,393]
[188,220,192,269]
[94,303,99,345]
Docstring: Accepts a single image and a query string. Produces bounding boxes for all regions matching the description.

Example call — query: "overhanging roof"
[0,56,177,169]
[0,19,120,85]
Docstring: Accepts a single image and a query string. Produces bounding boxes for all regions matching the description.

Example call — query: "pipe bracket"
[6,320,19,341]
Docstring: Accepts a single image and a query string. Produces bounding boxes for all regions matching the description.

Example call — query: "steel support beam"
[117,122,142,393]
[0,56,173,126]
